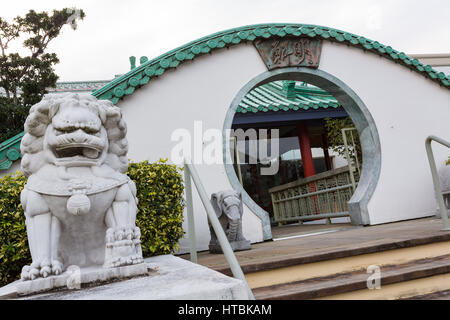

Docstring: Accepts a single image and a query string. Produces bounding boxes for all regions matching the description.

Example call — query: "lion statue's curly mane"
[21,93,128,176]
[19,93,143,281]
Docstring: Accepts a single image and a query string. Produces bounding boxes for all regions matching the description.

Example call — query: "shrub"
[0,172,29,287]
[0,159,185,286]
[324,117,362,163]
[127,159,185,257]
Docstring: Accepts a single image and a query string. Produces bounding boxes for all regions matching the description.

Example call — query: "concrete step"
[405,288,450,300]
[253,254,450,300]
[243,241,450,289]
[209,219,450,280]
[184,218,450,299]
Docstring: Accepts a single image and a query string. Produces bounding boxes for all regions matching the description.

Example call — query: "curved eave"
[2,23,449,171]
[92,23,450,104]
[236,102,340,113]
[0,132,24,170]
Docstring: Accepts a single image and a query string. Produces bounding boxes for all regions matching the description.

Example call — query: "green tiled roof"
[1,23,449,171]
[237,81,340,113]
[92,23,449,105]
[48,80,112,93]
[0,132,24,171]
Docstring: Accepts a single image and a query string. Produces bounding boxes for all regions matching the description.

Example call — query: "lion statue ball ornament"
[19,93,144,281]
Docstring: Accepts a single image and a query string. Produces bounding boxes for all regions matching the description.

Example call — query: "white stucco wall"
[319,41,450,224]
[117,38,450,252]
[118,44,268,253]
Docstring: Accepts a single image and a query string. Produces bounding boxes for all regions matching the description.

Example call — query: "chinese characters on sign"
[254,37,322,70]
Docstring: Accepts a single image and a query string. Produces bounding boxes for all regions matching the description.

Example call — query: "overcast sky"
[2,0,449,81]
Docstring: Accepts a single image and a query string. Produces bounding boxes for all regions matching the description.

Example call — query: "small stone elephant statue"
[208,190,251,254]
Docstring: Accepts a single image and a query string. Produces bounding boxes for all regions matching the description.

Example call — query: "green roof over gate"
[237,81,340,113]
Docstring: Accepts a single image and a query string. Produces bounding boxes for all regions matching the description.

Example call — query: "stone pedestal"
[18,263,149,296]
[0,255,250,300]
[0,263,148,298]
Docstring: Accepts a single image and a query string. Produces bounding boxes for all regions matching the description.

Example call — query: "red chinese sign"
[254,37,322,70]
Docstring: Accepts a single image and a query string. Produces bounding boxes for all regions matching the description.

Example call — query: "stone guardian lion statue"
[19,93,143,281]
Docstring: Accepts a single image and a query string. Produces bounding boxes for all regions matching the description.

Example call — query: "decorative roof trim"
[92,23,449,104]
[236,81,340,113]
[2,23,449,171]
[48,80,112,93]
[0,132,24,171]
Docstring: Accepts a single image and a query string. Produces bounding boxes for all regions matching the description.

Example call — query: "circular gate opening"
[229,79,362,227]
[223,68,380,240]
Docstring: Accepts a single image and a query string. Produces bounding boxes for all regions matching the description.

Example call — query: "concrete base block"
[0,255,250,300]
[209,240,251,254]
[16,263,149,297]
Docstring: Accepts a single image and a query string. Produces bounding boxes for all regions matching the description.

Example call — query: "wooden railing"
[269,166,360,225]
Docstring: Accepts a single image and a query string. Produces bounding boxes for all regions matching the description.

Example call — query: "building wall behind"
[119,43,268,253]
[319,42,450,224]
[116,39,449,251]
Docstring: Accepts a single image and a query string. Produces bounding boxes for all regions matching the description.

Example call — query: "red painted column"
[297,122,319,214]
[297,122,315,177]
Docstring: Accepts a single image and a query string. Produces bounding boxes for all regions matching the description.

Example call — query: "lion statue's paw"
[51,260,63,275]
[21,259,64,281]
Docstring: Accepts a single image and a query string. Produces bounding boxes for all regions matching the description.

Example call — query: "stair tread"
[253,255,450,300]
[199,218,450,276]
[406,288,450,300]
[215,234,450,275]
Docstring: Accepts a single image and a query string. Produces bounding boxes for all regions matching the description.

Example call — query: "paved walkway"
[270,222,354,239]
[179,217,450,274]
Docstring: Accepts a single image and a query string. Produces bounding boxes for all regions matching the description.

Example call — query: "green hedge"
[0,172,29,287]
[0,159,185,286]
[127,159,185,256]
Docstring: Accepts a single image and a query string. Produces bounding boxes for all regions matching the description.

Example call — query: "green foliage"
[0,171,29,287]
[0,8,85,140]
[127,159,185,257]
[0,160,185,286]
[0,102,28,141]
[324,117,362,163]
